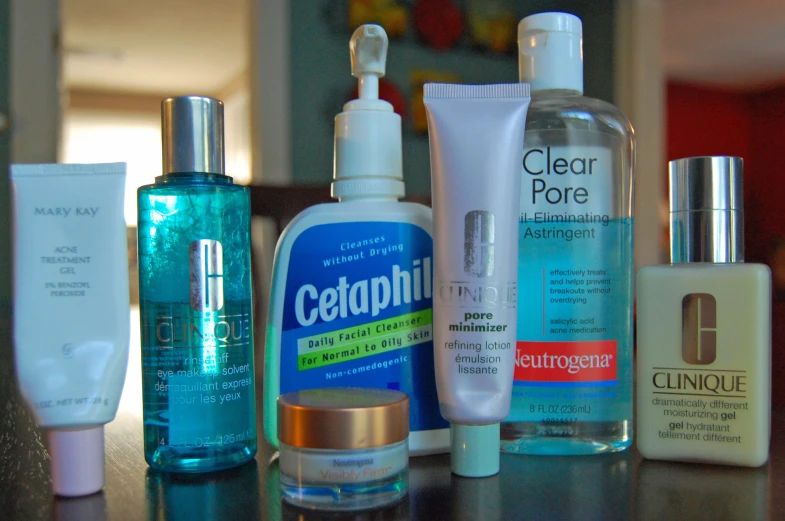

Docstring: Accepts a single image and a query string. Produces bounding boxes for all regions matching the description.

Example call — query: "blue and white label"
[280,222,447,432]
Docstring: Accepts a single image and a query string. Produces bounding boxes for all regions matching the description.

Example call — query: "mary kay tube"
[12,163,130,496]
[424,83,530,477]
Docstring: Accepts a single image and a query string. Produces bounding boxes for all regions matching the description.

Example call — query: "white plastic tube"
[424,84,530,477]
[12,163,130,497]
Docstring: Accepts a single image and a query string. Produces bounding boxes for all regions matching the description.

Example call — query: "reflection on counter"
[267,458,409,521]
[54,492,107,521]
[267,449,632,520]
[408,456,450,519]
[500,451,633,520]
[636,460,769,521]
[281,500,409,521]
[146,460,260,521]
[451,473,501,521]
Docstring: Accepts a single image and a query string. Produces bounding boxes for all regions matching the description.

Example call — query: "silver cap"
[162,96,225,175]
[669,156,744,263]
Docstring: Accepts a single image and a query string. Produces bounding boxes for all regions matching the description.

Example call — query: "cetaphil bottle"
[263,25,449,455]
[502,12,635,455]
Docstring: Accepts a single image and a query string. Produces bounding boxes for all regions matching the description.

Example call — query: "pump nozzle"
[333,23,402,200]
[350,25,388,100]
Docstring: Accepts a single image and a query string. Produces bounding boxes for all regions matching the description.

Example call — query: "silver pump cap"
[162,96,225,175]
[669,156,744,263]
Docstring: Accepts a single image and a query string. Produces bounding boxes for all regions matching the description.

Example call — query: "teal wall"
[289,0,616,196]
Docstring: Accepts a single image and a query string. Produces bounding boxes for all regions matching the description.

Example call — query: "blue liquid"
[138,174,257,472]
[502,218,633,455]
[280,469,408,511]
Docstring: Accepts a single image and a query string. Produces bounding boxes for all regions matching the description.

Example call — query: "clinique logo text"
[464,210,495,277]
[152,316,251,348]
[34,207,99,217]
[652,372,746,396]
[191,240,224,312]
[438,282,516,308]
[523,147,598,205]
[682,293,716,364]
[649,294,742,397]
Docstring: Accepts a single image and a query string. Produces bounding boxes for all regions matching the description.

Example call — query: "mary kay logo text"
[34,207,99,217]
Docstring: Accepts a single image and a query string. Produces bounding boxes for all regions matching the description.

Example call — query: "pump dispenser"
[636,157,771,466]
[264,24,449,456]
[333,25,403,199]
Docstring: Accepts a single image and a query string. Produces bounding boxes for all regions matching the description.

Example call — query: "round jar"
[277,387,409,511]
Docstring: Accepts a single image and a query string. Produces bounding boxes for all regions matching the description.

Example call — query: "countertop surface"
[1,311,781,521]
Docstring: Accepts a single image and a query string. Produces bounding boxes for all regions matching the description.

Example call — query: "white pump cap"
[518,12,583,94]
[48,426,105,497]
[332,24,404,200]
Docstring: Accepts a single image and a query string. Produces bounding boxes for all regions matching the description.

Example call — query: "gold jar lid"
[277,387,409,450]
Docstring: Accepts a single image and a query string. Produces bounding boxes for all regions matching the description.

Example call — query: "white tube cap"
[518,12,583,93]
[48,426,105,497]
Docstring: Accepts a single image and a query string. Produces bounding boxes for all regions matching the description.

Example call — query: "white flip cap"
[332,24,404,200]
[49,426,105,497]
[518,12,583,94]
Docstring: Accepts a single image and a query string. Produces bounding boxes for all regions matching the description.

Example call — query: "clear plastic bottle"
[501,12,635,455]
[137,97,256,472]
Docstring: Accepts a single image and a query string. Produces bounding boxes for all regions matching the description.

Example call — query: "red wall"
[667,82,752,163]
[667,82,785,408]
[747,87,785,261]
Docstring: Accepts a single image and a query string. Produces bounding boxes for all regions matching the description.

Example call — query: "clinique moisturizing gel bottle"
[137,96,256,472]
[637,156,771,467]
[503,12,635,455]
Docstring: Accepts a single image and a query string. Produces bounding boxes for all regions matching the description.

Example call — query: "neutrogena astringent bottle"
[502,12,635,455]
[137,96,256,472]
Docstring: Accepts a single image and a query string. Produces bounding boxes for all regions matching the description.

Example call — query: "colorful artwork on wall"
[467,0,517,53]
[348,0,408,38]
[412,0,465,50]
[409,70,461,134]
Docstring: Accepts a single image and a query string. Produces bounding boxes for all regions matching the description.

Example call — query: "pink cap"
[48,426,105,497]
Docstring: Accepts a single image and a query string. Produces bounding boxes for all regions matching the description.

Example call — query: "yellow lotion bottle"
[636,156,771,467]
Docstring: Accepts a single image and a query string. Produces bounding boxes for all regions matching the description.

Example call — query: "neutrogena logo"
[682,293,716,365]
[464,210,495,278]
[514,340,617,383]
[190,240,225,312]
